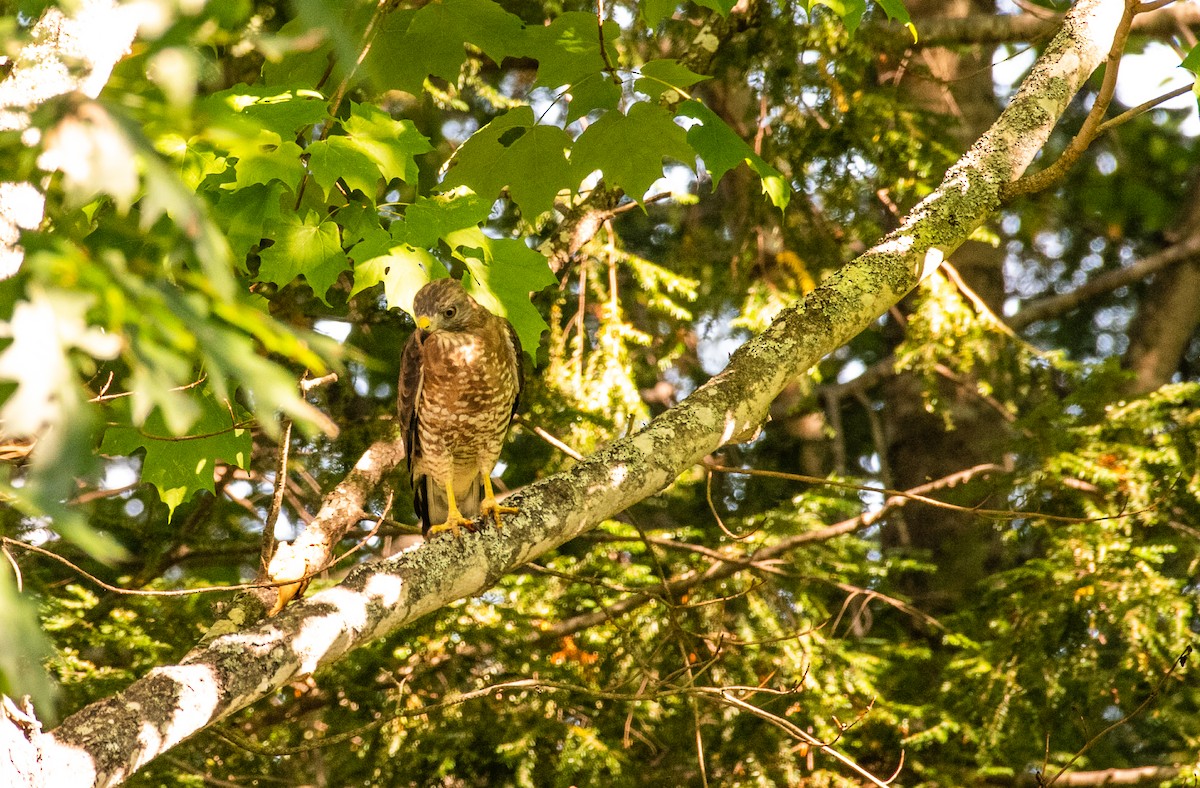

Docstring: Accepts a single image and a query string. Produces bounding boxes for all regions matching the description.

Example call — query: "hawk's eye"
[443,306,457,319]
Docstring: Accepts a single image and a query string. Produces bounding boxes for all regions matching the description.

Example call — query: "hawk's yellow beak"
[416,316,431,331]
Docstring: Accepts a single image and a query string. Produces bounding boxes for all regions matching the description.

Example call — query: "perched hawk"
[398,278,523,537]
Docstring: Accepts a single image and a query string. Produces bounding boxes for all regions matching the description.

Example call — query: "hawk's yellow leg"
[480,474,518,528]
[427,476,475,538]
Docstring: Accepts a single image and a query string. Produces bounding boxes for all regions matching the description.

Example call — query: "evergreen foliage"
[1,0,1199,785]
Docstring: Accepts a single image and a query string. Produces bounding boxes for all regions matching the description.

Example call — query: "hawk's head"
[411,278,486,334]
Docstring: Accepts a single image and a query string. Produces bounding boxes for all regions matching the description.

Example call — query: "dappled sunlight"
[721,411,740,445]
[920,247,945,281]
[291,590,368,671]
[143,665,221,757]
[7,0,1200,785]
[363,571,404,608]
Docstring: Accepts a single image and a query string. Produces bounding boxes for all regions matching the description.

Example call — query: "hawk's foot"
[427,513,478,539]
[480,497,518,528]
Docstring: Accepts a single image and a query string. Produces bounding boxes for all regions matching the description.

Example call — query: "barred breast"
[413,321,519,486]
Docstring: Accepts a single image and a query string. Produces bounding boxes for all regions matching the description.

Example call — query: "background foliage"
[2,0,1199,785]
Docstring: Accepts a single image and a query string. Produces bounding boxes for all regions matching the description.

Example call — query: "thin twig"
[67,482,141,506]
[1043,645,1193,786]
[516,415,584,461]
[90,374,207,403]
[260,418,293,575]
[300,373,339,394]
[1097,83,1193,133]
[2,496,390,599]
[295,0,394,210]
[704,691,895,787]
[2,543,22,592]
[705,466,757,540]
[1002,0,1139,201]
[704,462,1144,525]
[538,463,1009,642]
[595,0,620,83]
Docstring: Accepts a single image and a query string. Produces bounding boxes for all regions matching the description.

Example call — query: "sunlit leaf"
[258,212,350,305]
[444,226,556,356]
[677,99,791,210]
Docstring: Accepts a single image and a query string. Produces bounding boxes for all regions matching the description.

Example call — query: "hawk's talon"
[480,498,518,528]
[427,514,478,539]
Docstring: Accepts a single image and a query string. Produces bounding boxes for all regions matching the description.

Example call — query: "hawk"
[398,278,523,537]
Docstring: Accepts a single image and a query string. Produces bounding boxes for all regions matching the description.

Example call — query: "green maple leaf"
[444,226,556,356]
[441,107,573,218]
[350,223,449,314]
[337,200,385,247]
[1181,42,1200,75]
[391,0,527,90]
[100,391,251,519]
[306,135,384,199]
[212,182,286,264]
[877,0,918,42]
[527,13,619,90]
[204,85,328,139]
[404,191,493,248]
[693,0,738,14]
[807,0,866,33]
[340,103,432,185]
[571,102,695,201]
[641,0,678,26]
[228,131,306,192]
[564,72,622,124]
[635,59,709,103]
[156,133,227,190]
[677,99,791,210]
[258,211,349,305]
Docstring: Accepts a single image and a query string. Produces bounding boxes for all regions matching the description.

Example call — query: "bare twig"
[299,373,339,394]
[1043,645,1193,786]
[260,418,293,575]
[516,414,584,461]
[538,463,1008,642]
[1002,1,1139,201]
[2,542,22,591]
[2,494,390,598]
[1010,231,1200,329]
[704,462,1142,525]
[705,465,758,540]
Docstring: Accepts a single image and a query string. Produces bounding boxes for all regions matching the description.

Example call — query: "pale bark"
[1,1,1128,785]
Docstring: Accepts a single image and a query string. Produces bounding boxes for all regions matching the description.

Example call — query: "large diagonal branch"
[1,2,1126,786]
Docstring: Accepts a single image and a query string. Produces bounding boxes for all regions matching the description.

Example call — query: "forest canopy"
[2,0,1200,786]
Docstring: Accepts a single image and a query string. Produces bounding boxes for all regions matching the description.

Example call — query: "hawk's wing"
[397,330,431,529]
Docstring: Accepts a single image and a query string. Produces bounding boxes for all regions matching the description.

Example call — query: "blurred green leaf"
[0,566,58,719]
